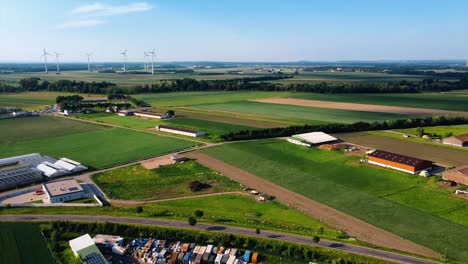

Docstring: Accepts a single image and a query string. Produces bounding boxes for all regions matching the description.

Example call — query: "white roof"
[60,157,81,166]
[54,160,77,171]
[69,234,95,254]
[37,163,59,177]
[293,132,338,144]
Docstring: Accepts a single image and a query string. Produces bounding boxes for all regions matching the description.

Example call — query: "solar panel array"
[83,252,107,264]
[369,150,430,166]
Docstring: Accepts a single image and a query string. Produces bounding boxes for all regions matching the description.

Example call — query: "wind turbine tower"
[147,48,156,75]
[54,51,63,74]
[144,52,149,70]
[41,49,50,74]
[86,53,93,72]
[121,49,128,72]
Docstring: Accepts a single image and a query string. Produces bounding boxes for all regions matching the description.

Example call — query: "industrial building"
[443,165,468,185]
[42,179,85,203]
[442,134,468,147]
[69,234,107,264]
[289,131,338,146]
[157,125,206,137]
[367,150,433,174]
[117,110,134,116]
[134,110,169,119]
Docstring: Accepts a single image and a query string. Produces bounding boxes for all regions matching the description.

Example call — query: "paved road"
[0,214,439,264]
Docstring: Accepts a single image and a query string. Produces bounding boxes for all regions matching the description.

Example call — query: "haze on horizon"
[1,0,467,63]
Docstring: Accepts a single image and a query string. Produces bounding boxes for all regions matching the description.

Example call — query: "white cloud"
[71,2,153,17]
[58,19,105,29]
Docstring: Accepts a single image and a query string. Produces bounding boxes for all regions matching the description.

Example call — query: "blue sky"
[1,0,467,62]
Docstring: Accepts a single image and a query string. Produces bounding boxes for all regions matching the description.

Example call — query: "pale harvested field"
[253,98,468,116]
[141,154,173,169]
[185,151,440,259]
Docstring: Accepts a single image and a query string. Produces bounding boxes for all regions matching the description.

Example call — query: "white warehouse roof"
[69,234,95,254]
[292,132,338,145]
[54,160,77,172]
[37,163,59,177]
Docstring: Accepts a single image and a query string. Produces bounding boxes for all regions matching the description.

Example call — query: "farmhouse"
[42,179,85,203]
[69,234,107,264]
[443,165,468,185]
[289,132,338,146]
[367,150,433,174]
[157,125,206,137]
[442,134,468,147]
[134,110,169,119]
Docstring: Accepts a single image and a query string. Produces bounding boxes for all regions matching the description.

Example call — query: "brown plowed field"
[185,151,440,259]
[253,98,468,116]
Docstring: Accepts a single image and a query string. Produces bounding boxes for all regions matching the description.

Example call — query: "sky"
[0,0,467,62]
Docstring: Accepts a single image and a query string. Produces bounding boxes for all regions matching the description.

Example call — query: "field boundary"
[185,151,440,259]
[252,98,468,116]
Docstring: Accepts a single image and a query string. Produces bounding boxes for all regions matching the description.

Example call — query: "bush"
[313,236,320,243]
[194,210,204,218]
[136,206,144,214]
[188,216,197,226]
[255,228,261,234]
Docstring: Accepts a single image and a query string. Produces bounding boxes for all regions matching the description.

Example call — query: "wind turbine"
[41,49,50,74]
[144,52,149,70]
[147,48,156,75]
[121,49,128,72]
[54,51,63,74]
[86,53,93,72]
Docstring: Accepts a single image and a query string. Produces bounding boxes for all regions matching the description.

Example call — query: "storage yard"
[71,232,261,264]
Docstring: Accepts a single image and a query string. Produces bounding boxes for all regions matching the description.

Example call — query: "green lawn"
[201,140,468,262]
[194,101,415,124]
[1,194,339,238]
[78,113,160,129]
[0,222,54,264]
[0,116,107,144]
[134,91,294,107]
[288,93,468,112]
[0,117,196,169]
[92,161,240,200]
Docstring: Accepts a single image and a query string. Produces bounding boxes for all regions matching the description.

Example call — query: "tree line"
[43,221,389,264]
[56,95,130,110]
[220,116,468,141]
[1,75,467,95]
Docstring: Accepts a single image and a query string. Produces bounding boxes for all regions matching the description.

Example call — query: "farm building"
[134,110,169,119]
[368,150,433,174]
[442,134,468,147]
[69,234,107,264]
[443,165,468,185]
[289,131,338,146]
[157,125,206,137]
[42,179,85,203]
[37,157,87,178]
[117,110,134,116]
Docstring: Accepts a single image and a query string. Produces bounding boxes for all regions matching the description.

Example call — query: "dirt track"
[252,98,468,116]
[185,151,440,259]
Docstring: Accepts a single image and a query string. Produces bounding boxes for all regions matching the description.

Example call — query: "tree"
[194,210,204,218]
[416,127,425,138]
[255,228,261,234]
[318,226,324,235]
[136,206,144,213]
[188,216,197,226]
[166,109,175,117]
[312,236,320,243]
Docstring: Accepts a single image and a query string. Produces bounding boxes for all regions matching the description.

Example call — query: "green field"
[0,91,105,110]
[134,91,294,107]
[1,194,339,238]
[0,116,195,168]
[396,125,468,137]
[0,222,54,264]
[288,92,468,112]
[163,117,255,136]
[201,140,468,261]
[78,113,160,129]
[194,101,415,124]
[92,161,240,200]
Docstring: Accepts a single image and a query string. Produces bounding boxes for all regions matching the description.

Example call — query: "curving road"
[0,214,439,264]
